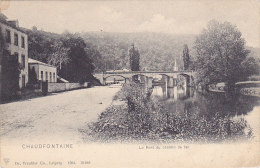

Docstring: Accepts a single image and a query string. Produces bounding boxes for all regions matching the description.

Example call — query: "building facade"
[28,58,57,83]
[0,14,28,88]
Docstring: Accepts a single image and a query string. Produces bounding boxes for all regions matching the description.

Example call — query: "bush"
[1,51,21,101]
[88,83,252,143]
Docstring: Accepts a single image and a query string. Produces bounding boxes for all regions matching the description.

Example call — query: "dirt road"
[0,86,121,144]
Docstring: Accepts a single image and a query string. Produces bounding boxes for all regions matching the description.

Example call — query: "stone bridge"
[94,70,194,87]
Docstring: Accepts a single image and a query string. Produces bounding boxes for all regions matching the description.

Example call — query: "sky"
[0,0,260,47]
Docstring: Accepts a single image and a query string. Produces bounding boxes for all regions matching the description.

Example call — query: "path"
[0,86,121,144]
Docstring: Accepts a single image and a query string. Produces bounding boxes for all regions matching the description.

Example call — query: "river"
[152,85,260,141]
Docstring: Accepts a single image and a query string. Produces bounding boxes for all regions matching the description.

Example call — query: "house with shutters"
[0,12,28,99]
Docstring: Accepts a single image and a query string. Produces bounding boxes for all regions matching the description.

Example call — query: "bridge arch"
[104,75,128,80]
[178,73,191,78]
[178,73,193,86]
[135,74,151,79]
[103,75,129,85]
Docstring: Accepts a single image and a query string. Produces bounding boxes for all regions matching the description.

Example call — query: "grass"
[87,83,253,143]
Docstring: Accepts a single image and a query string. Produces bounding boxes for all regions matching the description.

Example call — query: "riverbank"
[208,87,260,97]
[86,83,252,143]
[207,81,260,97]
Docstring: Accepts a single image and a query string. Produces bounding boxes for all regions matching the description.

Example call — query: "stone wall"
[48,82,89,93]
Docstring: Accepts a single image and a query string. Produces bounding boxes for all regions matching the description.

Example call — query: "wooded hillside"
[24,28,260,74]
[81,32,260,72]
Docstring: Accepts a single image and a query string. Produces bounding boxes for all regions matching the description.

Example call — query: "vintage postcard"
[0,0,260,167]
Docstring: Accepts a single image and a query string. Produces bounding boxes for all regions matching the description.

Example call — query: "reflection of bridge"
[94,71,194,87]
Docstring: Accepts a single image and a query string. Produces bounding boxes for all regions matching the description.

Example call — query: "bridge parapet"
[101,70,193,74]
[93,70,194,85]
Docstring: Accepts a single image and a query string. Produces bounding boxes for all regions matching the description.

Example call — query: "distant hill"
[80,32,260,72]
[23,28,260,72]
[80,32,197,72]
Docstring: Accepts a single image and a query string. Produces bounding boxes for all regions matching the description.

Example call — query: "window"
[41,71,43,80]
[21,55,25,68]
[6,29,11,43]
[22,75,26,88]
[21,36,25,48]
[14,33,18,46]
[14,52,18,62]
[45,72,48,81]
[50,72,52,82]
[53,73,55,82]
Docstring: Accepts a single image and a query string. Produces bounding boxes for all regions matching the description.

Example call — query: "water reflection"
[154,85,194,101]
[152,85,260,123]
[89,84,260,142]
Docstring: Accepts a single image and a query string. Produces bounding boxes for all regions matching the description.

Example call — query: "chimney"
[7,20,19,27]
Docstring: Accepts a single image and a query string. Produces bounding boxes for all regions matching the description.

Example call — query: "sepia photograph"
[0,0,260,167]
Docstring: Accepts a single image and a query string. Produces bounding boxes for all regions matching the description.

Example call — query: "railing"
[95,70,193,75]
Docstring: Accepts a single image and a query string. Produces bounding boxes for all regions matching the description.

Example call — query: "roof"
[0,12,27,34]
[57,76,69,83]
[0,13,8,21]
[28,58,56,68]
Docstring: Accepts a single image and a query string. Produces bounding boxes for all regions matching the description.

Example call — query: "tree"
[0,30,4,101]
[183,44,190,70]
[0,28,4,63]
[25,28,98,84]
[194,20,251,91]
[0,29,4,49]
[27,29,55,63]
[1,30,20,100]
[86,45,105,73]
[59,34,95,83]
[240,57,259,80]
[2,50,21,100]
[32,26,38,31]
[28,66,38,84]
[47,40,69,70]
[129,43,140,71]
